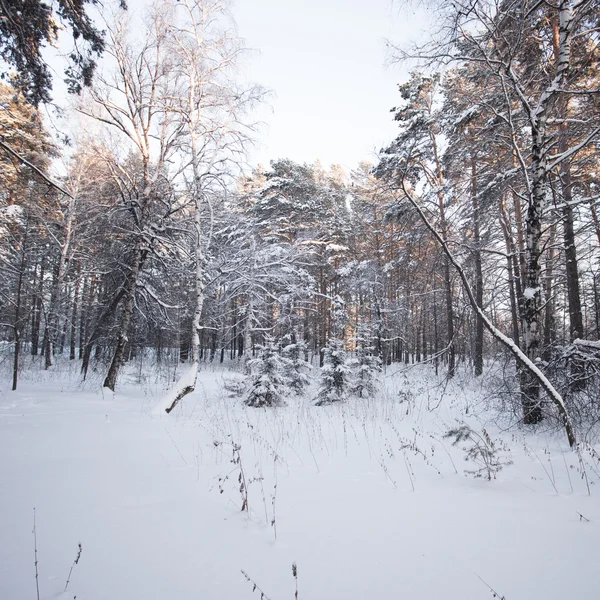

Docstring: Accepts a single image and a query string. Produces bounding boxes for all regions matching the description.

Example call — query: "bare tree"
[77,7,184,390]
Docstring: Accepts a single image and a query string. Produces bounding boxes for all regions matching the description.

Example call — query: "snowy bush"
[245,337,288,408]
[315,337,351,405]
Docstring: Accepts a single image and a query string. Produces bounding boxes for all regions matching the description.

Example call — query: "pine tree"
[315,337,350,405]
[348,329,381,398]
[245,337,288,408]
[282,336,311,395]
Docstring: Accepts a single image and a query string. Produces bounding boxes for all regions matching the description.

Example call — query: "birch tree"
[160,0,264,412]
[78,8,184,391]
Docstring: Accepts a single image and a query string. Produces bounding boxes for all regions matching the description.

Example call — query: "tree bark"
[103,244,144,390]
[471,156,484,376]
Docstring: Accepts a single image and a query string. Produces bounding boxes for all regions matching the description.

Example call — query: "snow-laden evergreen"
[348,330,382,398]
[282,336,311,395]
[315,337,351,405]
[245,336,288,407]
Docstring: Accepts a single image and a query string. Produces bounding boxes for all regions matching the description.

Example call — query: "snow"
[325,244,349,253]
[152,362,198,415]
[523,286,541,300]
[574,338,600,350]
[1,362,599,600]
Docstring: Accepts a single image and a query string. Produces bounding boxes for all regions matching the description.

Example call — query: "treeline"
[1,0,599,435]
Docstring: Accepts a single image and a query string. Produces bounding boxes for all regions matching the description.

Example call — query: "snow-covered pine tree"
[315,337,351,405]
[282,335,311,394]
[245,336,288,408]
[348,328,381,398]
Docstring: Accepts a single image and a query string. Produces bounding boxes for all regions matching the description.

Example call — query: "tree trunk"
[520,120,546,425]
[542,222,557,363]
[70,271,81,361]
[30,257,44,356]
[103,245,144,391]
[499,200,521,348]
[558,123,585,389]
[12,237,27,391]
[471,157,484,376]
[431,132,455,378]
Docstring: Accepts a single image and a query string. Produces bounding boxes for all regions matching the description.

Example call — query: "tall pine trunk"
[471,157,484,376]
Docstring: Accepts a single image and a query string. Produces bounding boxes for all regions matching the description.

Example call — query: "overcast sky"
[228,0,427,170]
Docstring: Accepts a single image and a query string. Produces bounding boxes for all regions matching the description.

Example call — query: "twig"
[241,569,273,600]
[577,511,590,522]
[562,452,574,493]
[476,573,506,599]
[528,445,559,494]
[33,508,40,600]
[64,543,83,591]
[165,427,188,465]
[576,446,591,496]
[292,563,299,600]
[402,451,415,492]
[0,139,74,198]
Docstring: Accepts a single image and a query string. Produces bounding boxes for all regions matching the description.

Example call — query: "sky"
[230,0,427,170]
[44,0,428,172]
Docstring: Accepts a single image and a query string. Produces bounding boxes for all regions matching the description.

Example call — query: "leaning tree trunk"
[30,257,44,356]
[103,244,144,391]
[69,269,81,361]
[401,180,576,447]
[44,191,77,369]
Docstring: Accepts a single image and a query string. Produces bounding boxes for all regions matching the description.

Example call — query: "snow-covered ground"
[1,361,599,599]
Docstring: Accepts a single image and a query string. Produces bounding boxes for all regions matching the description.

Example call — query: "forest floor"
[1,359,599,600]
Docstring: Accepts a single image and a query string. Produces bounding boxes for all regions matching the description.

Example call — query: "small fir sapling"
[444,424,512,480]
[245,336,288,408]
[315,337,351,405]
[348,329,382,398]
[282,336,311,394]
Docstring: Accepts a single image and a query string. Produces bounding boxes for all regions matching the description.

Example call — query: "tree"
[160,0,264,412]
[386,0,600,433]
[0,82,58,388]
[377,72,456,378]
[77,7,185,391]
[245,336,288,408]
[348,327,381,398]
[315,337,351,405]
[282,334,311,394]
[0,0,120,106]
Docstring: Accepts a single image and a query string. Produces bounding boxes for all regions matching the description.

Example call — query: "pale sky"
[46,0,428,172]
[231,0,427,169]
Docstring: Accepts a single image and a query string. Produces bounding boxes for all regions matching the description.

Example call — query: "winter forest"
[1,1,600,599]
